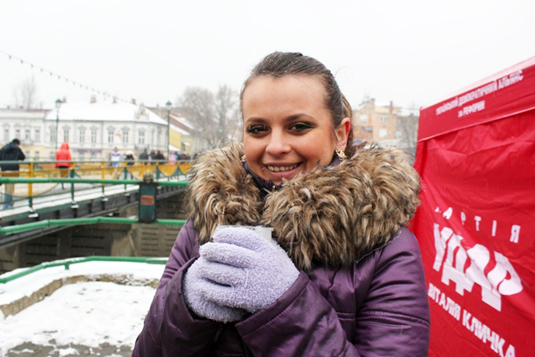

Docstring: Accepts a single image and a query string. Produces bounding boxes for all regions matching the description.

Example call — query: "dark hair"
[12,138,20,145]
[240,52,355,157]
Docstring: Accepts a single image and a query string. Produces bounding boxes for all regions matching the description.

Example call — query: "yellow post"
[101,161,106,195]
[28,161,34,198]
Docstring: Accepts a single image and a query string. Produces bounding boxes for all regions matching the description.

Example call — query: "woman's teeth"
[267,164,298,172]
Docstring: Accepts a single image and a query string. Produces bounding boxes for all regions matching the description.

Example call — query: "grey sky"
[1,0,534,111]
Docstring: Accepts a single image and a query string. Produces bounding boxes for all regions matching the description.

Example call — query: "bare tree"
[177,85,240,149]
[11,75,39,109]
[397,103,419,155]
[215,85,241,143]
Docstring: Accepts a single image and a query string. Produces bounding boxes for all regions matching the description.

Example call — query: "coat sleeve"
[235,228,430,357]
[132,220,222,357]
[18,147,25,161]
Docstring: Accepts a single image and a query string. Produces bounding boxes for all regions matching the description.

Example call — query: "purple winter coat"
[133,143,430,356]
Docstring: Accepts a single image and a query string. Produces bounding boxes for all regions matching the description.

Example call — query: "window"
[25,129,31,140]
[3,128,9,142]
[91,129,97,144]
[49,152,55,160]
[35,151,40,160]
[108,130,114,143]
[63,128,70,143]
[380,115,388,123]
[79,129,85,143]
[50,128,56,143]
[35,129,40,142]
[122,129,129,144]
[359,114,367,123]
[138,131,145,144]
[15,129,20,138]
[379,128,387,138]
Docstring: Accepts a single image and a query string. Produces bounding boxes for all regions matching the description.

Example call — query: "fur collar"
[186,142,420,270]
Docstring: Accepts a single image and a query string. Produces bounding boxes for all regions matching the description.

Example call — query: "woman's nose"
[265,131,291,156]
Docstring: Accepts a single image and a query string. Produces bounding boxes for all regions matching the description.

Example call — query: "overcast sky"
[1,0,534,111]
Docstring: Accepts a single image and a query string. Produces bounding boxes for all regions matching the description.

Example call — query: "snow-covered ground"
[0,259,165,357]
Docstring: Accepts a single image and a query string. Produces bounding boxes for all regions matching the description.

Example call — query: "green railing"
[0,176,188,212]
[0,177,189,186]
[0,255,169,284]
[0,159,191,209]
[0,216,186,235]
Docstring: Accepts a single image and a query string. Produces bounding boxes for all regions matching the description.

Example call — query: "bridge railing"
[0,160,192,209]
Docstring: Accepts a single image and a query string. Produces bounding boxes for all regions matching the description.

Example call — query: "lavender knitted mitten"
[196,226,300,313]
[183,257,247,323]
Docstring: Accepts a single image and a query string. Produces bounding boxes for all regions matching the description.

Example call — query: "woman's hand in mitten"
[197,226,299,313]
[183,256,246,323]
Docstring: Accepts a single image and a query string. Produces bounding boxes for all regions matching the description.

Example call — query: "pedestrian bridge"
[0,160,190,249]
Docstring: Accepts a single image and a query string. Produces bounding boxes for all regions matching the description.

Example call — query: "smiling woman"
[133,52,430,356]
[242,74,350,185]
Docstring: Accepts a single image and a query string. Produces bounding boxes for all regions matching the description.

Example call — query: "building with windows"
[0,98,169,161]
[0,109,48,161]
[353,98,399,145]
[149,106,197,156]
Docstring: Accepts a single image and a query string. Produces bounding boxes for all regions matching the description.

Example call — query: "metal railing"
[0,216,186,235]
[0,159,192,209]
[0,255,169,284]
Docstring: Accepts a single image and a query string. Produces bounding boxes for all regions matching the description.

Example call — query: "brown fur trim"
[186,143,420,270]
[186,142,263,244]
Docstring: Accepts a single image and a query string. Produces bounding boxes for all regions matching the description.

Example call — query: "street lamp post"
[166,100,172,160]
[55,99,62,153]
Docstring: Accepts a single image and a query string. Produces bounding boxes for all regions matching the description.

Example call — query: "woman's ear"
[335,118,351,151]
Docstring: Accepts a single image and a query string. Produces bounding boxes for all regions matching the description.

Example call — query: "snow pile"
[0,260,165,355]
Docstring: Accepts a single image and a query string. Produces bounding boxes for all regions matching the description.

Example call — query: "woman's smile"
[263,162,303,182]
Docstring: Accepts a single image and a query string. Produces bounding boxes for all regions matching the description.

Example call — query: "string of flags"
[1,50,134,104]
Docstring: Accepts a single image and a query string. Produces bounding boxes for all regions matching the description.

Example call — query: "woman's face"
[242,75,350,185]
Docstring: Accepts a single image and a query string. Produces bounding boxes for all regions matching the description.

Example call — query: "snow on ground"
[0,260,166,356]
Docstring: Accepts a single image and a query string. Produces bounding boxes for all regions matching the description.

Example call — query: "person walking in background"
[55,142,72,189]
[133,52,430,356]
[110,147,121,167]
[139,148,149,165]
[168,151,177,165]
[0,138,25,209]
[155,150,165,161]
[125,151,135,166]
[149,150,157,163]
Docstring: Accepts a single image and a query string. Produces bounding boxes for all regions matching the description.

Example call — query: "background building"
[353,98,399,145]
[0,109,48,161]
[1,97,170,161]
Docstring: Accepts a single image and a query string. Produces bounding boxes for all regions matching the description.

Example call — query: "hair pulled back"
[240,52,355,157]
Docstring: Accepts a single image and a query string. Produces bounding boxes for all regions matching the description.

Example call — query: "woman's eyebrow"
[284,114,310,123]
[244,117,265,124]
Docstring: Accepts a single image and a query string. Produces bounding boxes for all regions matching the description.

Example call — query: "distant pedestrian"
[155,150,165,161]
[55,142,72,188]
[0,138,25,209]
[55,142,72,170]
[149,150,157,163]
[169,151,177,165]
[110,147,121,167]
[139,149,149,165]
[125,151,135,166]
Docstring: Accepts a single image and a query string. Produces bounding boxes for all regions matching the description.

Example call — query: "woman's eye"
[246,125,267,135]
[290,123,312,132]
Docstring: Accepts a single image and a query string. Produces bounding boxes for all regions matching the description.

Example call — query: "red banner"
[413,57,535,357]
